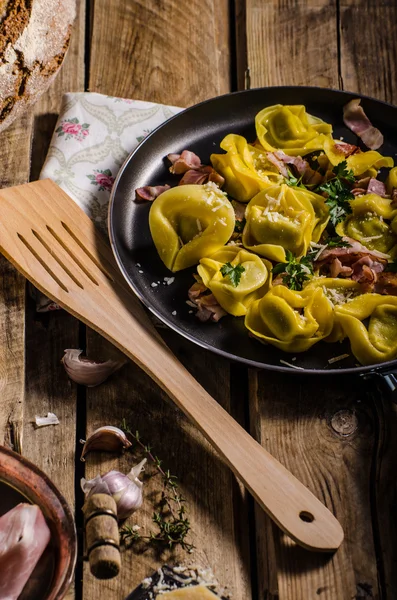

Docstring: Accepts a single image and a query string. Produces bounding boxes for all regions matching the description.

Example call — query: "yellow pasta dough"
[245,285,334,352]
[197,247,272,316]
[323,138,393,176]
[336,193,397,255]
[255,104,333,156]
[334,294,397,365]
[242,184,329,262]
[149,183,235,272]
[210,133,282,202]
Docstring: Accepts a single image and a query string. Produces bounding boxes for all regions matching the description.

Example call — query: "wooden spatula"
[0,179,344,552]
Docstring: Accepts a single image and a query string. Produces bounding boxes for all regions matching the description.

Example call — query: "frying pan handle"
[361,369,397,404]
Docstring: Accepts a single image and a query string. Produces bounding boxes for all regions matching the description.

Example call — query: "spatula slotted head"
[0,179,145,327]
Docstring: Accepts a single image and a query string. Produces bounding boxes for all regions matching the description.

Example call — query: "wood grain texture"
[84,3,251,597]
[0,112,33,449]
[250,374,379,600]
[88,0,231,105]
[339,2,397,597]
[245,0,339,89]
[242,0,383,598]
[22,3,86,598]
[339,0,397,102]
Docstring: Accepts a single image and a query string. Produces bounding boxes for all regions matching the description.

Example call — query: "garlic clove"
[80,426,132,461]
[62,349,127,387]
[81,461,146,520]
[128,458,147,487]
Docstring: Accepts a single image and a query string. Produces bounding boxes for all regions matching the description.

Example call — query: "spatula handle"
[106,320,344,552]
[0,180,344,552]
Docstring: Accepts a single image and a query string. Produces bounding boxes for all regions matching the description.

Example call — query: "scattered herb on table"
[120,420,193,553]
[272,250,313,291]
[220,262,245,287]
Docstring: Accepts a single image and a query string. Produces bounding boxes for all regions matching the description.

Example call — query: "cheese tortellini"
[335,193,397,255]
[146,102,397,368]
[242,184,329,262]
[255,104,333,156]
[210,134,283,202]
[245,285,334,352]
[334,294,397,365]
[149,184,235,272]
[197,247,272,316]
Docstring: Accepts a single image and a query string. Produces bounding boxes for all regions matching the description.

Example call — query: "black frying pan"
[108,86,397,393]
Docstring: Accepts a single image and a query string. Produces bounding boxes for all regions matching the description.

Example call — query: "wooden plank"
[339,0,397,102]
[339,1,397,596]
[84,1,251,597]
[245,0,339,88]
[242,1,382,598]
[20,2,86,599]
[0,112,33,449]
[88,0,231,105]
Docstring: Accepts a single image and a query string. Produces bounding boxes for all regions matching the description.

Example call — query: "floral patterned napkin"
[34,91,182,311]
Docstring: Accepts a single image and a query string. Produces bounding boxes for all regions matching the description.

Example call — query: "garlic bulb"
[62,349,126,387]
[80,426,132,461]
[81,458,146,519]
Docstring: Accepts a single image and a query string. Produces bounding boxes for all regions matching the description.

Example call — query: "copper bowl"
[0,446,77,599]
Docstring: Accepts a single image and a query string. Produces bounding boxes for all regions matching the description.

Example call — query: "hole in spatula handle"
[299,511,315,523]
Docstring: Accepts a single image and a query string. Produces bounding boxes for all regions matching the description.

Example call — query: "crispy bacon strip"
[179,165,224,187]
[167,150,201,174]
[267,150,323,185]
[135,184,170,202]
[315,236,388,290]
[333,141,359,157]
[374,271,397,295]
[195,294,227,322]
[367,178,387,197]
[343,99,384,150]
[188,281,226,322]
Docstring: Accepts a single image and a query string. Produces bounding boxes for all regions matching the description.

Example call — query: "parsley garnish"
[325,235,351,249]
[332,161,355,183]
[272,251,313,291]
[318,160,355,226]
[220,262,245,287]
[234,218,246,233]
[285,168,306,189]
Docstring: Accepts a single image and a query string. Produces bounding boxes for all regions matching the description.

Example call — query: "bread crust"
[0,0,76,131]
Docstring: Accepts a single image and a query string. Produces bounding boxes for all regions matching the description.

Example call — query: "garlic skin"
[62,349,127,387]
[80,426,132,461]
[81,458,146,519]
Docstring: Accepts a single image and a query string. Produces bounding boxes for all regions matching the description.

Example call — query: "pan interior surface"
[109,87,397,375]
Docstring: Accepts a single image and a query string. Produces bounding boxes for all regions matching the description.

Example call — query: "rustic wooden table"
[1,1,397,599]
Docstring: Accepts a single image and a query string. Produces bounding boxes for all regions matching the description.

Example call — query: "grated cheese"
[151,282,158,288]
[360,234,383,242]
[279,359,305,370]
[196,219,202,232]
[328,354,350,364]
[323,286,355,306]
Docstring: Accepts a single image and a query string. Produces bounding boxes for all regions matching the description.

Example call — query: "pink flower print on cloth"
[87,169,115,192]
[56,118,90,141]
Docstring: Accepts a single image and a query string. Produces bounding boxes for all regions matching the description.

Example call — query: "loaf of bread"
[0,0,76,132]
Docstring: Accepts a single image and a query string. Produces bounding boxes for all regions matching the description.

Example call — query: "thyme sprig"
[120,419,193,553]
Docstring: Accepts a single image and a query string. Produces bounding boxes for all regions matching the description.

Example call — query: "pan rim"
[108,85,397,376]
